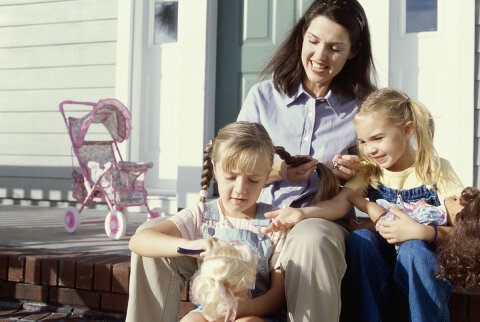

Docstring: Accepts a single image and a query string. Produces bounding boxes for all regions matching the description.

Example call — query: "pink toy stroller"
[60,99,162,240]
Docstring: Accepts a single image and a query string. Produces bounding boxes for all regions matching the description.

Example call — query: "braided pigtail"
[199,139,215,203]
[274,146,339,201]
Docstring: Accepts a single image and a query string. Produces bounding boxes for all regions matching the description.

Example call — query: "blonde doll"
[189,243,257,322]
[127,121,315,322]
[263,88,464,322]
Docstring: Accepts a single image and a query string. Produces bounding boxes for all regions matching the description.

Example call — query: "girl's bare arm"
[236,268,285,317]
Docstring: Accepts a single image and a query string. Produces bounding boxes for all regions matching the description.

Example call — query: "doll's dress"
[375,198,447,232]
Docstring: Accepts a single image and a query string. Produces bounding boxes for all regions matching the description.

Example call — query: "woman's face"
[301,15,356,97]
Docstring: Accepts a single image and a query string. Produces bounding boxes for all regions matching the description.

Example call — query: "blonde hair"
[190,243,257,320]
[199,122,275,202]
[355,88,440,188]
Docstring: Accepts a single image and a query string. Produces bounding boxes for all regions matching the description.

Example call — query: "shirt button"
[207,227,215,236]
[308,112,313,118]
[257,232,266,240]
[303,136,309,141]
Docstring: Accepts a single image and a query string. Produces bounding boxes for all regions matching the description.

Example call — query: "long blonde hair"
[355,88,440,187]
[190,243,257,320]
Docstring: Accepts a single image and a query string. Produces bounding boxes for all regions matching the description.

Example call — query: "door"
[389,0,474,185]
[131,0,180,195]
[215,0,314,133]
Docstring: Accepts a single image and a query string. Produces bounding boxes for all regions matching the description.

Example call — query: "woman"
[237,0,376,320]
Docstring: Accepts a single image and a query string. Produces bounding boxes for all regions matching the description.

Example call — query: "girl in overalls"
[128,121,310,322]
[262,88,464,321]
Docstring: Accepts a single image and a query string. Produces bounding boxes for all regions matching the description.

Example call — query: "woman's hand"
[278,156,318,185]
[263,207,306,233]
[331,154,360,182]
[377,206,424,243]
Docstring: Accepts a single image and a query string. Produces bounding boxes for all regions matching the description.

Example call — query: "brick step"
[0,246,478,321]
[0,246,193,320]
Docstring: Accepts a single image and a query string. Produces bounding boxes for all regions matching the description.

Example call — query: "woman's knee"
[288,218,346,251]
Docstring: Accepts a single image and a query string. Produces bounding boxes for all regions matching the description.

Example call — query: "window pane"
[154,1,178,44]
[406,0,437,33]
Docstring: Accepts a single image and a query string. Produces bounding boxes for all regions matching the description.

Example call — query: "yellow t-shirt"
[344,158,464,206]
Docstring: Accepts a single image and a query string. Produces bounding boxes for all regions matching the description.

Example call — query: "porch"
[0,201,478,321]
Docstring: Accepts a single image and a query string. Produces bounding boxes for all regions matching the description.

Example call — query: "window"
[154,1,178,44]
[406,0,437,33]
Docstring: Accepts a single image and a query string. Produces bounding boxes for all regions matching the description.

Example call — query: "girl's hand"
[281,156,318,184]
[331,154,360,182]
[377,206,423,243]
[263,207,306,233]
[183,237,225,258]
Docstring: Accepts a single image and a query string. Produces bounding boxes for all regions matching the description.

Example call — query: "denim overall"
[368,183,441,206]
[343,184,452,322]
[196,200,286,321]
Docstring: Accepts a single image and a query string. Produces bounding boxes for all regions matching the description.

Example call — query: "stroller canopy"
[70,98,132,148]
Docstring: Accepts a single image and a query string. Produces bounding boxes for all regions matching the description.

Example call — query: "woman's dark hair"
[436,186,480,287]
[261,0,376,100]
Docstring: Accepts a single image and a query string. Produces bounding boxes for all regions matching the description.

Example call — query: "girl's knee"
[396,239,436,269]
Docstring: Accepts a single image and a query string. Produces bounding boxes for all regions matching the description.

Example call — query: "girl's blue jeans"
[342,229,452,322]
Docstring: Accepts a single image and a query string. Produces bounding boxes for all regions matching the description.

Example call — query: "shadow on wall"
[0,165,73,202]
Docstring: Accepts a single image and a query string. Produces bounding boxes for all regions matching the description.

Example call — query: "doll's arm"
[235,268,285,317]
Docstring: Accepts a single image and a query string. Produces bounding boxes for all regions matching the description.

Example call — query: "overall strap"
[202,199,220,222]
[252,203,273,227]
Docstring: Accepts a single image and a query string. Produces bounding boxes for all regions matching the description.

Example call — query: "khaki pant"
[126,217,348,322]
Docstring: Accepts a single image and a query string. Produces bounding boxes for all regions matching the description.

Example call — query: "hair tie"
[199,190,208,198]
[214,279,238,322]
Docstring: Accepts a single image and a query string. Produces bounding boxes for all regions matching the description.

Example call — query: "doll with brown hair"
[436,186,480,288]
[187,242,257,322]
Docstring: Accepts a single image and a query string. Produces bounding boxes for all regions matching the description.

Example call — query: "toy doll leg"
[126,217,198,322]
[394,240,452,322]
[279,218,349,322]
[342,229,396,322]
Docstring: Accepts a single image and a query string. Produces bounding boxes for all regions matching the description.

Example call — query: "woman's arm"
[235,268,285,317]
[129,220,221,258]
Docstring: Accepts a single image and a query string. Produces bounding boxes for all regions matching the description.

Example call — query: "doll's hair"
[190,243,257,321]
[200,121,337,202]
[436,186,480,287]
[261,0,376,100]
[355,88,440,189]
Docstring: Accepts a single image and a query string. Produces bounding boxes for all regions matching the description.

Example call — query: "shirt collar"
[284,84,348,116]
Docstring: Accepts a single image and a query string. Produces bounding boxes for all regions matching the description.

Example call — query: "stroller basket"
[60,99,163,240]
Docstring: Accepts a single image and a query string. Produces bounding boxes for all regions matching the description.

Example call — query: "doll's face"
[444,195,464,223]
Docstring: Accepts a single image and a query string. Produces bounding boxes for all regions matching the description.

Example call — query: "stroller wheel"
[105,210,127,240]
[64,207,80,233]
[149,207,164,219]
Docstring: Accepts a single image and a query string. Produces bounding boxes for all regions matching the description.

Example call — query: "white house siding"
[0,0,118,202]
[476,0,480,186]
